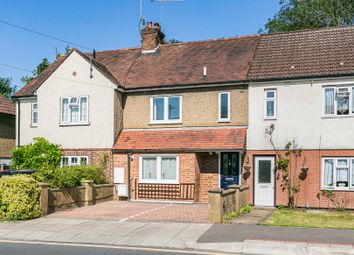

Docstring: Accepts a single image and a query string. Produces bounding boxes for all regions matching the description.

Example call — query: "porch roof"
[113,128,246,152]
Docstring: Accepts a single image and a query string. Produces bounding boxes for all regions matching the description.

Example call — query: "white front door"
[254,156,275,206]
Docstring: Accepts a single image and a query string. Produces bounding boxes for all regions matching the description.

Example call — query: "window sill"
[322,115,354,119]
[139,180,179,185]
[218,119,230,123]
[59,122,90,127]
[149,121,182,125]
[322,187,354,191]
[30,124,38,128]
[264,117,277,121]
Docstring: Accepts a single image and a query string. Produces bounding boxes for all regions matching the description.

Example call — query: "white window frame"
[31,102,38,127]
[60,96,89,125]
[322,86,354,117]
[264,89,277,119]
[150,96,182,124]
[218,92,230,122]
[322,157,354,191]
[139,155,179,184]
[60,156,89,167]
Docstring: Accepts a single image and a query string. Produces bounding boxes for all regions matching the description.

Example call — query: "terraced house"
[13,23,354,208]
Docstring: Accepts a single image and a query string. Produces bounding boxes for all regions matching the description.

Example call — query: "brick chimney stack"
[141,21,165,52]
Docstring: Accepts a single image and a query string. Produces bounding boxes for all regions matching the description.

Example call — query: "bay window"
[61,96,89,124]
[151,96,181,123]
[322,157,354,190]
[139,155,179,184]
[323,86,354,116]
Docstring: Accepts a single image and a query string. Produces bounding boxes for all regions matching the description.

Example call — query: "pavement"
[1,217,354,255]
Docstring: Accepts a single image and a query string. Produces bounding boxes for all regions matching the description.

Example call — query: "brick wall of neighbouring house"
[0,138,15,158]
[62,149,113,180]
[196,153,219,202]
[245,150,354,209]
[112,152,217,202]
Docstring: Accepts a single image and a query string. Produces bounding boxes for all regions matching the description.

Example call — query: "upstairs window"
[323,87,354,117]
[151,96,181,123]
[264,89,276,119]
[31,102,38,126]
[218,92,230,122]
[61,96,88,124]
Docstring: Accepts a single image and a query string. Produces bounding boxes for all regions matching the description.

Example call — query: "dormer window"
[61,96,89,125]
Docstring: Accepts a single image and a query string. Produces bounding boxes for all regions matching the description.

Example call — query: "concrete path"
[0,218,211,250]
[228,207,275,224]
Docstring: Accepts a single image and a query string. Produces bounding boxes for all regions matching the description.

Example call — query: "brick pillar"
[38,182,49,215]
[208,188,224,223]
[83,180,94,206]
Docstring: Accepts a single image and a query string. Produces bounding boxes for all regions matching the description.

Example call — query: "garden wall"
[208,185,249,223]
[39,181,114,214]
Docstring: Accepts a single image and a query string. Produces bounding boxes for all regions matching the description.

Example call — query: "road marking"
[0,239,231,255]
[119,203,173,222]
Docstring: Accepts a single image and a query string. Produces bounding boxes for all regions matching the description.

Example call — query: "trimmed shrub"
[0,175,42,221]
[33,166,107,189]
[80,166,107,184]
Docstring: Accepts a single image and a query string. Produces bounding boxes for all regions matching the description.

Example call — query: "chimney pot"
[154,23,161,30]
[147,21,153,28]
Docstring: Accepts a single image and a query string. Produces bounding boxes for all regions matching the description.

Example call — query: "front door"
[220,152,240,189]
[254,156,275,206]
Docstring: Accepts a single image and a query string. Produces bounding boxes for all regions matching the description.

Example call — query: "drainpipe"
[127,151,132,201]
[16,100,20,147]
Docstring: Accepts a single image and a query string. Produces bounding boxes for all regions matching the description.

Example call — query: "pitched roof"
[14,36,260,97]
[113,128,247,152]
[94,35,260,89]
[248,26,354,81]
[0,94,15,116]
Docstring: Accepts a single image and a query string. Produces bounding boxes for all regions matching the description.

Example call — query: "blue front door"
[220,152,240,189]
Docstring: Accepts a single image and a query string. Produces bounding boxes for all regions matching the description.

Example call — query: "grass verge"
[262,208,354,230]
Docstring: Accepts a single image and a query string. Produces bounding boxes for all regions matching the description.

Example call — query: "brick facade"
[62,149,113,180]
[245,150,354,209]
[0,138,15,158]
[113,152,220,202]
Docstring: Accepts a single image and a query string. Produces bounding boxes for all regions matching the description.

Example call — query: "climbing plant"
[266,124,307,209]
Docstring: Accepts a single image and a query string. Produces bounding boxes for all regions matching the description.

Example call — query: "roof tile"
[114,128,247,151]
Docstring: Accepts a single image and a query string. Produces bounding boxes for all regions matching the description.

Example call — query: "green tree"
[11,137,62,170]
[0,77,16,98]
[261,0,354,33]
[21,58,50,84]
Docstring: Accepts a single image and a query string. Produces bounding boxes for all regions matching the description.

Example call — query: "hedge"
[0,175,42,221]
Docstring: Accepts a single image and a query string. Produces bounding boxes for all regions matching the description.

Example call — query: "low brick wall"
[39,181,114,215]
[208,185,249,223]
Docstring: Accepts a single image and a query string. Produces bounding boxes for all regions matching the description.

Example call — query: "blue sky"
[0,0,280,89]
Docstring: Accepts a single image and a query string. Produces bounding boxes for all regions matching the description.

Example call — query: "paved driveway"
[48,201,208,223]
